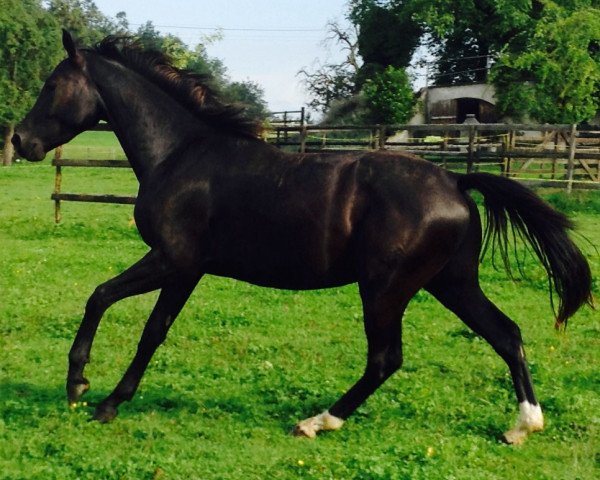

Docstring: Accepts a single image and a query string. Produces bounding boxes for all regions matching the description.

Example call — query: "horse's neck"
[88,55,200,179]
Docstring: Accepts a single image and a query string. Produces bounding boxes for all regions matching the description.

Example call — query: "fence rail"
[51,123,600,222]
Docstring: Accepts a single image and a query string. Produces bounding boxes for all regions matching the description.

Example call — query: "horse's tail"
[457,172,592,328]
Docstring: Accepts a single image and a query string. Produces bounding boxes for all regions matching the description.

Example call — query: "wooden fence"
[269,123,600,189]
[51,123,600,222]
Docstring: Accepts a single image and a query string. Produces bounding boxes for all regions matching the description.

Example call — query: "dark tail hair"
[457,173,592,327]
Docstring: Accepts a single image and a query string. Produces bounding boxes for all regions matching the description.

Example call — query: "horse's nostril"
[11,133,21,148]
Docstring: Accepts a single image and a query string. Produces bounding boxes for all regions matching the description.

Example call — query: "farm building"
[410,83,499,125]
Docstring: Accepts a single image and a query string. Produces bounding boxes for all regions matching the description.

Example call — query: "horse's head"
[12,30,104,161]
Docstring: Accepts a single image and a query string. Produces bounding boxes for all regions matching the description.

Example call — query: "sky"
[92,0,353,114]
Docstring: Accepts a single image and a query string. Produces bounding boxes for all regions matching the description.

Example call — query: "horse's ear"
[62,29,84,67]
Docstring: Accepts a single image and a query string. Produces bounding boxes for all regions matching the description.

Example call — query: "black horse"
[13,31,592,444]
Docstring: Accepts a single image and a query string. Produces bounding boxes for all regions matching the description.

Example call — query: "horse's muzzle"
[11,132,46,162]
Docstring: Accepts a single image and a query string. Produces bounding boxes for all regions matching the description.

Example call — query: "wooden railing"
[50,123,600,222]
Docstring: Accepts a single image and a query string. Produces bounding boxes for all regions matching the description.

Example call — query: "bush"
[363,66,416,124]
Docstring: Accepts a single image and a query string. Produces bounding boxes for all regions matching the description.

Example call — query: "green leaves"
[0,0,62,127]
[363,66,416,124]
[492,4,600,123]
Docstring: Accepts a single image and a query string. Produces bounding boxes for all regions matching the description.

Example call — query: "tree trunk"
[3,125,15,166]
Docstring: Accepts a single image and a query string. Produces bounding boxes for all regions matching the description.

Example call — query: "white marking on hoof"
[504,401,544,445]
[293,411,345,438]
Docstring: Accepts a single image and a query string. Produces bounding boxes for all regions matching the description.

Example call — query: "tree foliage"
[223,80,269,120]
[363,66,416,124]
[349,0,422,80]
[298,62,358,113]
[0,0,62,164]
[350,0,527,85]
[46,0,117,45]
[491,3,600,123]
[347,0,600,123]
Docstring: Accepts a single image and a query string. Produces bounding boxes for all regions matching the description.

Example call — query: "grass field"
[1,136,599,479]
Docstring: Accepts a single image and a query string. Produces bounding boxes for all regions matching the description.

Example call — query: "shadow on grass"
[1,380,516,444]
[0,379,310,433]
[0,381,200,420]
[0,381,69,423]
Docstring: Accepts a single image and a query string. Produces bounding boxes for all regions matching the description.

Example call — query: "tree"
[46,0,116,45]
[349,0,422,83]
[491,3,600,123]
[298,62,358,113]
[135,22,196,69]
[186,43,229,83]
[0,0,62,165]
[223,80,269,121]
[349,0,600,122]
[363,66,416,124]
[298,22,361,113]
[417,0,515,85]
[349,0,562,86]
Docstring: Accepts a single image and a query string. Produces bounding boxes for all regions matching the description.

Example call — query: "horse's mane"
[87,36,262,138]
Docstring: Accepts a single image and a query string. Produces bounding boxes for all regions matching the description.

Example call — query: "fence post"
[566,123,577,193]
[53,146,63,224]
[275,128,281,148]
[369,128,377,150]
[501,131,509,177]
[378,125,387,149]
[466,125,476,173]
[442,130,449,169]
[299,126,307,153]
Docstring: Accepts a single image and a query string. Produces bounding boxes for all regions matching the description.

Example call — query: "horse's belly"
[204,250,357,290]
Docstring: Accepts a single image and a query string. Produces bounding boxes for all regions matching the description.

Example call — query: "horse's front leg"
[93,277,199,422]
[67,249,175,405]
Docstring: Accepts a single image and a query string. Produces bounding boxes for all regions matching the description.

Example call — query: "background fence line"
[50,122,600,222]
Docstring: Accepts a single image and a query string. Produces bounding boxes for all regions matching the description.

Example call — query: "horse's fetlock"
[67,378,90,403]
[68,349,88,365]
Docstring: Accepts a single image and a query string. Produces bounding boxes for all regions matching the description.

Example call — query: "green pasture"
[1,135,599,479]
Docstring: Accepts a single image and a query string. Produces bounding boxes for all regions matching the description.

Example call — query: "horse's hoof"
[502,428,528,445]
[503,402,544,445]
[293,411,344,438]
[67,380,90,404]
[92,403,118,423]
[293,423,317,439]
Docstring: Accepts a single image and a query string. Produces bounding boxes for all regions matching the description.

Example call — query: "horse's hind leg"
[429,281,544,444]
[67,249,176,404]
[93,277,198,422]
[426,224,543,444]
